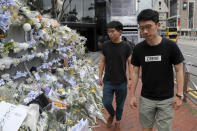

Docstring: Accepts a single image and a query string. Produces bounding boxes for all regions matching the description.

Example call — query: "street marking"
[174,79,197,99]
[188,92,197,99]
[188,87,197,99]
[188,87,197,94]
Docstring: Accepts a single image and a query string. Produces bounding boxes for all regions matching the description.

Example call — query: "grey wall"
[6,25,25,42]
[138,0,155,13]
[111,0,136,16]
[170,0,177,17]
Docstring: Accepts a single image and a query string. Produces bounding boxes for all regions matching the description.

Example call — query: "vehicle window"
[169,35,177,39]
[169,28,177,32]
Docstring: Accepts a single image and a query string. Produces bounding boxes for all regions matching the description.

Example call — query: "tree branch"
[58,0,73,22]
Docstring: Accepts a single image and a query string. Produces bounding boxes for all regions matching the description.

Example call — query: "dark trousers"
[102,80,127,120]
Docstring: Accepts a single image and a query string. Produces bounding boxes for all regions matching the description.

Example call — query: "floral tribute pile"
[0,0,105,131]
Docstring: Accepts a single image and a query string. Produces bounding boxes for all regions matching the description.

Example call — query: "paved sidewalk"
[178,39,197,46]
[93,81,197,131]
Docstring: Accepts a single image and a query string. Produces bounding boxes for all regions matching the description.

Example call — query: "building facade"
[138,0,155,13]
[167,0,197,36]
[138,0,168,36]
[153,0,169,36]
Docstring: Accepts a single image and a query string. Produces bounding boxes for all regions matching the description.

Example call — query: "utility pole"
[137,0,140,15]
[152,0,154,8]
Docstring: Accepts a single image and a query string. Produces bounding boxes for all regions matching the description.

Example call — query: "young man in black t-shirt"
[129,9,184,131]
[99,21,131,129]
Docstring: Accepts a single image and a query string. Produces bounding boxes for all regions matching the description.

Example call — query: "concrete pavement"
[178,39,197,46]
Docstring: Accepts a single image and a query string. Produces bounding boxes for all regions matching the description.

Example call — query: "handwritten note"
[0,101,27,131]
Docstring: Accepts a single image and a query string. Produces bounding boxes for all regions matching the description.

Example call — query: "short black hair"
[107,21,123,31]
[137,9,159,24]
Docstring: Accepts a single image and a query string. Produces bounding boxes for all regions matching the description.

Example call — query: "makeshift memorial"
[0,0,105,130]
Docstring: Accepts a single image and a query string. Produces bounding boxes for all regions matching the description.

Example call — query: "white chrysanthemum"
[32,18,40,24]
[43,33,50,41]
[6,80,14,87]
[64,25,72,32]
[0,65,6,70]
[1,73,10,81]
[37,52,44,58]
[14,47,20,53]
[23,23,31,32]
[26,77,34,84]
[12,58,20,65]
[35,23,41,29]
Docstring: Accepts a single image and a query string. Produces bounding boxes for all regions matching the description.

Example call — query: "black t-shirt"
[102,40,131,84]
[131,38,184,100]
[125,40,135,55]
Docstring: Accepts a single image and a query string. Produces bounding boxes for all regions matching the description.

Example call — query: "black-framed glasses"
[107,29,117,34]
[139,24,153,31]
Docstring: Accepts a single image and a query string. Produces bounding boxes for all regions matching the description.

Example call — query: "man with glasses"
[129,9,184,131]
[99,21,131,129]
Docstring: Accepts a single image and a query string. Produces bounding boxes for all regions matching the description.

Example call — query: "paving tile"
[93,81,197,131]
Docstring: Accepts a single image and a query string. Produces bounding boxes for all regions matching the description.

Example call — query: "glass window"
[189,2,194,28]
[183,2,187,10]
[43,0,96,23]
[169,28,177,32]
[169,35,177,39]
[64,0,95,22]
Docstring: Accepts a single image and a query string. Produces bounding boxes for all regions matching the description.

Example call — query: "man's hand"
[99,77,103,86]
[173,97,183,110]
[130,96,137,109]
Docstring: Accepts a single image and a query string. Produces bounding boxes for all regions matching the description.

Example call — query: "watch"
[176,94,184,100]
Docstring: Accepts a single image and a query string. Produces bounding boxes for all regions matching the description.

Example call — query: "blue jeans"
[102,80,127,120]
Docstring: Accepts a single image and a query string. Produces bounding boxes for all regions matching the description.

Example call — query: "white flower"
[78,97,86,104]
[1,73,10,81]
[0,65,6,70]
[63,26,72,32]
[35,23,41,29]
[26,55,32,61]
[57,68,64,76]
[50,75,58,82]
[43,33,50,41]
[13,93,19,98]
[37,52,44,58]
[21,7,29,12]
[26,77,34,84]
[23,23,31,32]
[13,58,20,66]
[32,18,40,24]
[0,56,13,70]
[14,47,20,53]
[0,79,5,86]
[6,80,14,87]
[18,42,29,51]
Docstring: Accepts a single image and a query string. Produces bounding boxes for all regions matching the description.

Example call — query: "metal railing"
[183,62,197,104]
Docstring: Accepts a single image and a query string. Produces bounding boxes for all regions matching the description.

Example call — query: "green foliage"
[1,41,16,54]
